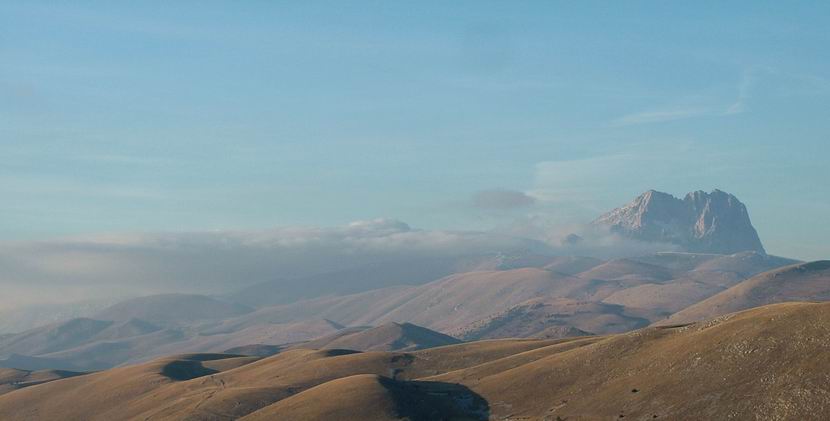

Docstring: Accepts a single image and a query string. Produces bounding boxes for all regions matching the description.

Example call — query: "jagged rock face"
[593,189,766,254]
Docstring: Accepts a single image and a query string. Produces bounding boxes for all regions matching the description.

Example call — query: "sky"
[1,1,829,260]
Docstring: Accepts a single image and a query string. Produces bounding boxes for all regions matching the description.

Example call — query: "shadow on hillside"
[160,360,219,381]
[382,377,490,420]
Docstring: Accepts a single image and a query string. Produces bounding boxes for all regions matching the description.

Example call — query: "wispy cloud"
[610,108,709,126]
[725,68,763,115]
[611,68,768,126]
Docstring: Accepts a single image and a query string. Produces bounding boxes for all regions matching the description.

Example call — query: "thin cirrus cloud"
[724,67,766,115]
[610,108,710,126]
[471,189,537,210]
[611,69,764,126]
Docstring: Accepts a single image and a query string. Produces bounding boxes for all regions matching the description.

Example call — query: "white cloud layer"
[0,214,691,315]
[0,219,548,310]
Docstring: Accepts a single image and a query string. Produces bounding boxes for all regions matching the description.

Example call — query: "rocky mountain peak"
[592,189,766,255]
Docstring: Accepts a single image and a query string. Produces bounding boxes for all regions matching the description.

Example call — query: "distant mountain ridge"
[593,189,766,254]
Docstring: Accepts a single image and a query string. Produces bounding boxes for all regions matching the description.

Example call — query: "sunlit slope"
[2,302,829,420]
[436,301,830,419]
[0,337,568,420]
[664,260,830,324]
[297,322,461,351]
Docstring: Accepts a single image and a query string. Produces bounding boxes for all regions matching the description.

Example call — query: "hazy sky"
[2,1,828,260]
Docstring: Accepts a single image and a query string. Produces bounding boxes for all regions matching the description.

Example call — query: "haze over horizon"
[3,5,830,418]
[3,1,829,261]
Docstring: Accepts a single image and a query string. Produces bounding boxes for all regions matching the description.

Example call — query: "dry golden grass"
[297,322,460,351]
[438,301,830,419]
[2,301,829,420]
[0,368,85,396]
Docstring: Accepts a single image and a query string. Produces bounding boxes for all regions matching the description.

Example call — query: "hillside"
[0,317,346,371]
[94,294,253,325]
[542,255,604,274]
[226,254,551,307]
[0,339,568,420]
[239,374,479,421]
[453,297,647,340]
[0,318,114,357]
[1,302,829,419]
[600,270,744,316]
[575,258,675,283]
[359,268,606,332]
[690,251,799,276]
[297,322,461,352]
[185,255,799,344]
[663,260,830,324]
[0,253,803,372]
[0,354,80,372]
[0,368,85,396]
[431,301,830,419]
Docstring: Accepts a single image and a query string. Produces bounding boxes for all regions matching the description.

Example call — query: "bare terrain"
[0,252,807,371]
[1,302,828,420]
[664,260,830,325]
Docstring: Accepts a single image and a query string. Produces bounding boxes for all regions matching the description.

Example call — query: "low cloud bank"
[0,219,546,310]
[0,218,680,314]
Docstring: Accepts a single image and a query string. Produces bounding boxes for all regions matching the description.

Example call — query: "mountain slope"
[298,322,461,352]
[240,374,481,421]
[227,253,553,308]
[453,297,647,340]
[663,260,830,324]
[2,302,829,420]
[576,258,675,283]
[211,253,796,342]
[431,301,830,419]
[691,251,799,276]
[356,268,597,332]
[0,318,114,357]
[0,339,568,420]
[0,354,81,372]
[542,255,604,274]
[0,368,85,396]
[0,317,346,371]
[94,294,253,325]
[0,252,799,372]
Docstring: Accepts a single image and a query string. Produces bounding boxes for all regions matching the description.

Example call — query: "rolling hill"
[227,254,553,308]
[0,368,85,396]
[1,302,829,419]
[94,294,253,326]
[663,260,830,324]
[0,253,805,372]
[453,297,649,340]
[297,322,461,352]
[0,317,346,371]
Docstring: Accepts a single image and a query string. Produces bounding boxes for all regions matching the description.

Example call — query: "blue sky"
[1,1,828,260]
